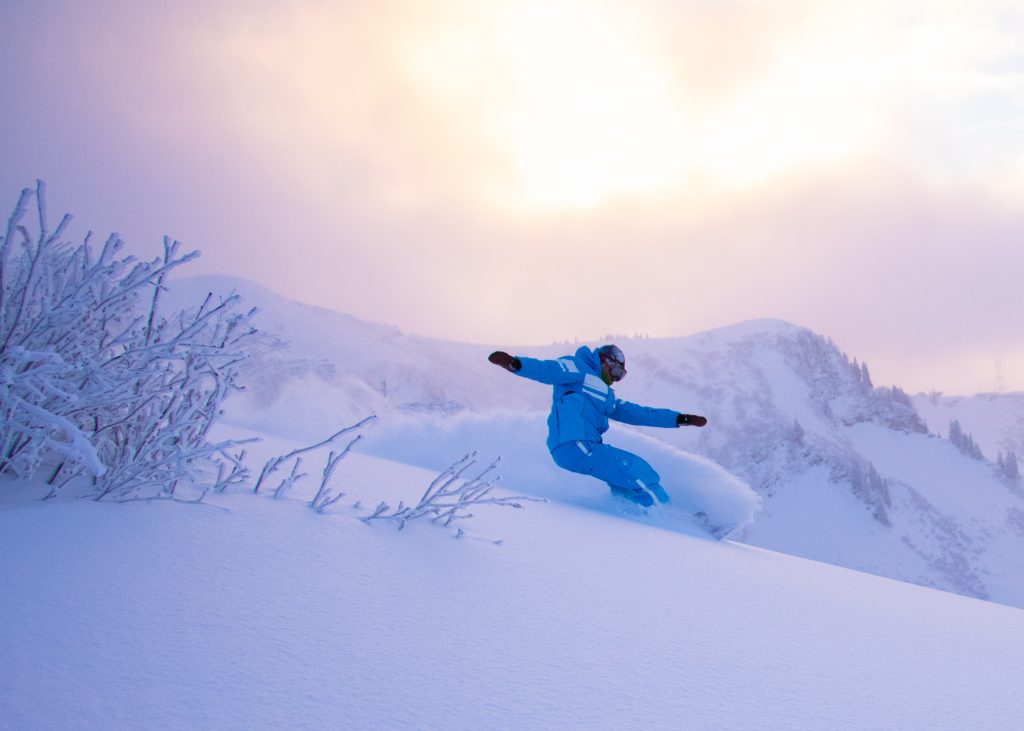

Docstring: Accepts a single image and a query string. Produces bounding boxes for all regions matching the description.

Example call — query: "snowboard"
[609,482,670,507]
[694,511,735,541]
[610,487,735,540]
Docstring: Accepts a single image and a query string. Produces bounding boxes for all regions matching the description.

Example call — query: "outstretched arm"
[488,351,583,386]
[610,399,708,428]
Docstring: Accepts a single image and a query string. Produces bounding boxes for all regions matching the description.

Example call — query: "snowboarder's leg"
[551,441,668,506]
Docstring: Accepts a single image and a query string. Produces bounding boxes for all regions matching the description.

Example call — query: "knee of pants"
[603,447,662,490]
[633,458,661,488]
[552,442,662,490]
[550,441,594,475]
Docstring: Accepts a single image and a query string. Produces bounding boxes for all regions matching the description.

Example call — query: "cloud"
[1,0,1023,394]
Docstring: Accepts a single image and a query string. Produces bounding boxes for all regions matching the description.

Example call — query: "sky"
[2,0,1023,395]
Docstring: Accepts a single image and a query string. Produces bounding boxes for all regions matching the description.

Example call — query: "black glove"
[488,351,521,372]
[677,413,707,427]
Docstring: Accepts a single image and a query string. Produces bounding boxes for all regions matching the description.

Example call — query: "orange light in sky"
[21,0,1019,392]
[210,0,1023,220]
[395,1,889,214]
[400,1,690,212]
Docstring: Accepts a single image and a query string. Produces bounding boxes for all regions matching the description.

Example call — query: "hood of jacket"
[574,345,601,375]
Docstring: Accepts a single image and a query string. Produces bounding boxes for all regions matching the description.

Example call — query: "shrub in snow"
[362,452,544,533]
[0,182,257,500]
[309,447,355,513]
[246,416,375,508]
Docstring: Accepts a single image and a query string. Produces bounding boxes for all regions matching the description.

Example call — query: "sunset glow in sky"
[2,1,1023,394]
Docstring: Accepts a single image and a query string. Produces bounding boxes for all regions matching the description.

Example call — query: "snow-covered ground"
[4,446,1024,730]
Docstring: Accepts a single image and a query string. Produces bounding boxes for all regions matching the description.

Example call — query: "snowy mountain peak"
[690,316,811,343]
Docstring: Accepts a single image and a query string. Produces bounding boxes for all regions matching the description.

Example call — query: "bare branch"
[362,453,543,532]
[310,434,363,512]
[255,416,375,495]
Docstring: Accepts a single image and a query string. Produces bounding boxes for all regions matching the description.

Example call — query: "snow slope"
[3,450,1024,730]
[162,275,1024,607]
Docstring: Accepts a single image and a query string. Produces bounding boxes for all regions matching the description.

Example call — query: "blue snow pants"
[551,440,668,505]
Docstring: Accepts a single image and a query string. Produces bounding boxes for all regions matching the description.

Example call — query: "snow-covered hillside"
[4,450,1024,730]
[166,275,1024,608]
[617,321,1024,606]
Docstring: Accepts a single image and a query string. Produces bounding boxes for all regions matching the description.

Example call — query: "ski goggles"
[599,345,627,382]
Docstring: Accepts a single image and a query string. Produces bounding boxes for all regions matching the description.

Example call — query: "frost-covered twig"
[273,457,308,499]
[212,449,250,494]
[253,415,376,495]
[310,434,363,512]
[361,452,545,531]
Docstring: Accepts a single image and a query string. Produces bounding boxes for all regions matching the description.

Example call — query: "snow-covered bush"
[362,452,544,533]
[0,182,257,500]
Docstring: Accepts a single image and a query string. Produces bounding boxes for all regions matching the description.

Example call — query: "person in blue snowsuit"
[488,345,707,507]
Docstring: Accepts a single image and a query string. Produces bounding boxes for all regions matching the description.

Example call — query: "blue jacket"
[514,346,680,452]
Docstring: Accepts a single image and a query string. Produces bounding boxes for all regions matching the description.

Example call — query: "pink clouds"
[1,1,1022,393]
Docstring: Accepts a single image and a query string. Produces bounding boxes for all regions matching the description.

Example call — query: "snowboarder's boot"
[648,483,670,504]
[610,485,655,507]
[694,511,732,540]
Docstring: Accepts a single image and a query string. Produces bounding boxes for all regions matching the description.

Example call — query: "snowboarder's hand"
[488,351,521,372]
[677,413,707,427]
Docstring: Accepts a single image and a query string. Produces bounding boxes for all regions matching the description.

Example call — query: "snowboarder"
[488,344,707,507]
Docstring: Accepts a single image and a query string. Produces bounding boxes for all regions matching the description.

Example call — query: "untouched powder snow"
[3,444,1024,730]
